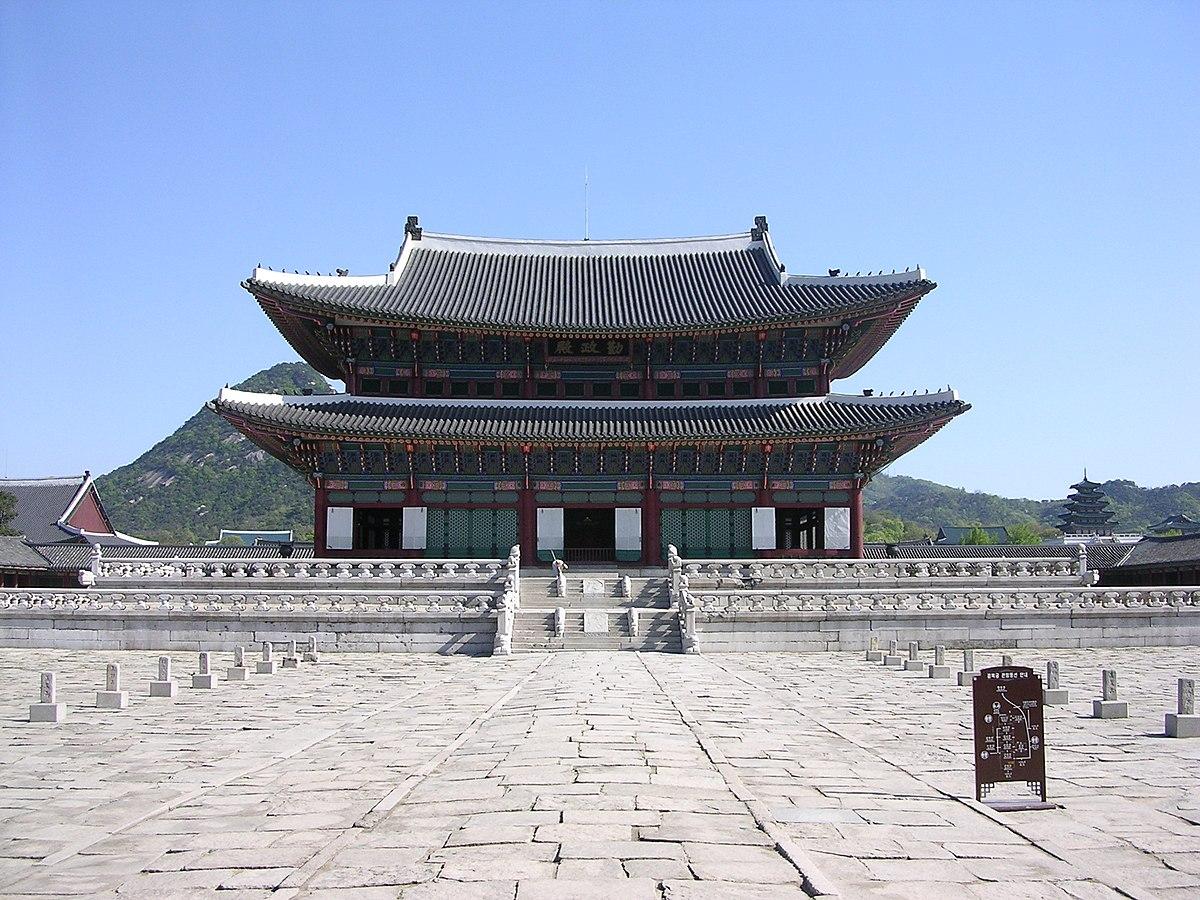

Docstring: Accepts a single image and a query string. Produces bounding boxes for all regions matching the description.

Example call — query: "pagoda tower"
[1058,472,1119,536]
[211,216,969,563]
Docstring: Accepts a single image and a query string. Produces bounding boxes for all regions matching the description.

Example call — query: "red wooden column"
[314,481,329,558]
[518,445,537,564]
[850,484,865,558]
[642,443,661,565]
[642,486,661,566]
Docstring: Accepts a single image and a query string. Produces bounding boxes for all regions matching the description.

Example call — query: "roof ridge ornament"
[405,215,422,240]
[750,215,769,241]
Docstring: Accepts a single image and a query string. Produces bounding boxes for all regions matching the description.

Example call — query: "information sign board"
[972,665,1047,803]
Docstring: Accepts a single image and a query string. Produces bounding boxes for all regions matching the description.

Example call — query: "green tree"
[963,525,997,545]
[0,490,17,536]
[863,512,904,544]
[1007,522,1045,545]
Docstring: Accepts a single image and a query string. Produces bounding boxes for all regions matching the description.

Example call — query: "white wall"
[402,507,427,550]
[615,508,642,552]
[326,507,354,550]
[537,508,564,552]
[824,507,850,551]
[752,507,776,550]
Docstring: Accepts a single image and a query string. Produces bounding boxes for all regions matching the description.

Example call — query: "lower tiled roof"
[210,389,969,444]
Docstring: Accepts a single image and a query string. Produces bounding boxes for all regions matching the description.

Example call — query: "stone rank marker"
[303,637,319,663]
[227,645,250,681]
[150,656,178,698]
[958,649,977,687]
[1043,660,1070,706]
[1093,668,1128,719]
[257,642,278,675]
[282,640,300,669]
[30,672,66,723]
[192,652,217,689]
[928,644,952,679]
[865,635,883,663]
[1165,678,1198,738]
[883,639,904,668]
[96,663,129,710]
[904,640,926,671]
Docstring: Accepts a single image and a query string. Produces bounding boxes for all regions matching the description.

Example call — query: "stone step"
[514,641,681,652]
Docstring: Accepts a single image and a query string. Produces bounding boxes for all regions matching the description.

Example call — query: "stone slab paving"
[0,648,1195,898]
[662,647,1200,899]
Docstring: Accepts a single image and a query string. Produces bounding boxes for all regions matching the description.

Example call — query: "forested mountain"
[97,363,331,544]
[96,362,1200,544]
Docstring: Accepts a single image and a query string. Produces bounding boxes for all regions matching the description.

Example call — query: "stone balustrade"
[680,584,1200,653]
[94,557,511,583]
[686,586,1200,614]
[675,556,1085,589]
[0,588,500,615]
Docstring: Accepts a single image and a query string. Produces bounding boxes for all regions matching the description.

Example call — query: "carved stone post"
[678,589,698,654]
[493,592,515,656]
[668,544,681,599]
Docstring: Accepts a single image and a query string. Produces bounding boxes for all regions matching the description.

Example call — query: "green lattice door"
[661,508,683,561]
[663,507,754,559]
[427,507,520,557]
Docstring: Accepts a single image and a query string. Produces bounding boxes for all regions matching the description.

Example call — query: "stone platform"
[0,647,1197,897]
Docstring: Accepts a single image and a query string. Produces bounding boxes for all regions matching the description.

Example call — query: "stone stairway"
[519,574,671,609]
[512,571,679,652]
[510,607,681,653]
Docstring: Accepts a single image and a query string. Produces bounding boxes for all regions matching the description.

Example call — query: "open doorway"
[563,508,615,562]
[354,508,403,551]
[776,508,823,551]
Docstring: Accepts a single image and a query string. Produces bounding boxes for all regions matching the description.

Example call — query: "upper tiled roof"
[210,389,968,445]
[245,223,934,335]
[0,475,90,543]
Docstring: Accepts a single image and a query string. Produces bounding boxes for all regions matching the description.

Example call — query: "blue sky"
[1,1,1196,500]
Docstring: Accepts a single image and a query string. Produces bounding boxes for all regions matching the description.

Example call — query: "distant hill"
[864,473,1200,540]
[97,363,331,544]
[96,362,1200,544]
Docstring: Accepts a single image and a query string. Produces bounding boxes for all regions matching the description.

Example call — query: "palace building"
[211,216,968,564]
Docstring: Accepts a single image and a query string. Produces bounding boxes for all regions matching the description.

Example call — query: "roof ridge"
[0,475,86,485]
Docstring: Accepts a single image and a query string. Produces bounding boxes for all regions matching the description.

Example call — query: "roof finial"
[405,216,422,240]
[751,215,768,241]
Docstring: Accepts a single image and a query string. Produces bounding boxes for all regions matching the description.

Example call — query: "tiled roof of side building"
[1111,534,1200,568]
[246,223,934,336]
[865,542,1131,569]
[0,475,90,544]
[210,389,969,444]
[0,536,52,570]
[31,542,316,570]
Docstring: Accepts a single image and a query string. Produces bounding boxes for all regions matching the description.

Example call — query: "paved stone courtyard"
[0,648,1196,899]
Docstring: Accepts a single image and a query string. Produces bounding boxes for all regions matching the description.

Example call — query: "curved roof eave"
[209,389,970,446]
[247,279,935,338]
